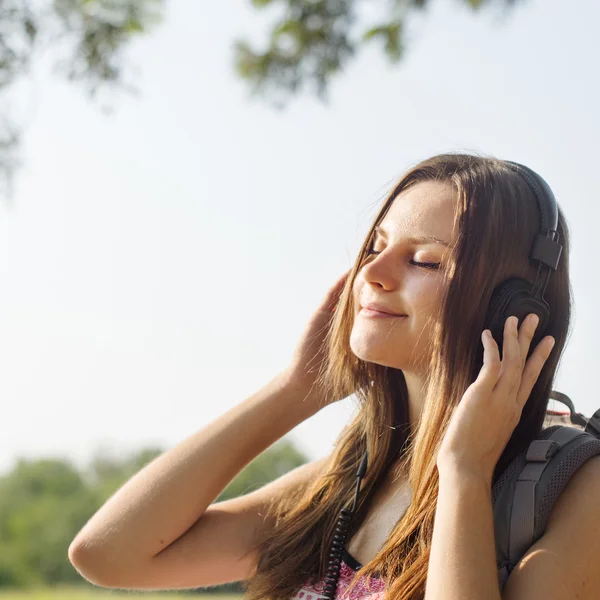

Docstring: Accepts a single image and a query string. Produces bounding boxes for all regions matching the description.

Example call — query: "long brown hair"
[241,153,572,600]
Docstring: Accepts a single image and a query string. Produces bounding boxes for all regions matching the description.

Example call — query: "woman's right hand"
[280,269,353,410]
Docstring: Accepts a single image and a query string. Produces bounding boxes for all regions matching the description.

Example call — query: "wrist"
[273,369,325,415]
[437,457,493,489]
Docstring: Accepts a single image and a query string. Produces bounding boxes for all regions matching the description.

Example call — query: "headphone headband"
[502,160,562,273]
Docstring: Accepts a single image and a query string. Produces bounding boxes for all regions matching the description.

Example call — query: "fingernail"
[548,337,556,350]
[530,314,540,328]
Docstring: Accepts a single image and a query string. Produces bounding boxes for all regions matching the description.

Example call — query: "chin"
[350,337,405,370]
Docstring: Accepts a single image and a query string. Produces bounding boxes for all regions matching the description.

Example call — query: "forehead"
[378,180,458,241]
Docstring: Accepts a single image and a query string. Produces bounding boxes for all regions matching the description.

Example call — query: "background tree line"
[0,439,308,593]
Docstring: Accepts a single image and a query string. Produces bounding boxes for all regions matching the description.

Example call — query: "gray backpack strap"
[509,428,580,562]
[493,424,600,590]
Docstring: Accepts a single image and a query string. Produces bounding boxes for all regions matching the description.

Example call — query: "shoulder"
[503,454,600,599]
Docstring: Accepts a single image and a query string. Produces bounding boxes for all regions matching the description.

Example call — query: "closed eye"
[409,260,440,270]
[365,249,440,270]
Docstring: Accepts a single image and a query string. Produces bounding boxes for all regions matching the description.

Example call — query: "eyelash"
[365,248,441,270]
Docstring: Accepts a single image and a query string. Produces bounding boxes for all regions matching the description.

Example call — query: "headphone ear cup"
[486,278,516,333]
[485,277,550,357]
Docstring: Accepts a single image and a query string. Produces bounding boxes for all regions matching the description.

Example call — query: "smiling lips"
[360,303,407,318]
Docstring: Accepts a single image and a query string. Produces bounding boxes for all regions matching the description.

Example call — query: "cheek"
[410,276,446,311]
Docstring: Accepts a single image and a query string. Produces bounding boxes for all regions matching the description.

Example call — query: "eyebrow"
[374,225,450,247]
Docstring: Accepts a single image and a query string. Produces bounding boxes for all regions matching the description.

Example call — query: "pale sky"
[0,0,599,476]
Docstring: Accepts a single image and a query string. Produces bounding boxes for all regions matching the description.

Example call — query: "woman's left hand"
[436,313,556,484]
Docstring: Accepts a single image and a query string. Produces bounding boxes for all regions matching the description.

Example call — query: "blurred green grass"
[0,587,242,599]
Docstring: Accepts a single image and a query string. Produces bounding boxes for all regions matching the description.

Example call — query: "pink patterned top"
[290,549,386,600]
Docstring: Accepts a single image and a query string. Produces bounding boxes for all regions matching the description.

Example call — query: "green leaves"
[237,0,520,106]
[0,440,309,588]
[52,0,165,93]
[363,21,404,62]
[0,0,523,194]
[252,0,280,7]
[235,0,356,105]
[0,458,97,585]
[0,0,166,198]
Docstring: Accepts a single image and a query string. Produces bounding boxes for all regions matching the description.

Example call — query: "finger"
[477,329,501,391]
[517,313,540,365]
[516,335,556,409]
[497,316,522,395]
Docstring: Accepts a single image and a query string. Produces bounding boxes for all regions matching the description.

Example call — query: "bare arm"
[425,469,501,600]
[68,371,323,588]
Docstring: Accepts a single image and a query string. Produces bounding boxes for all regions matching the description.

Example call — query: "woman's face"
[351,180,458,373]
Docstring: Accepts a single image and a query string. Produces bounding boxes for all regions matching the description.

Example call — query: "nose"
[361,249,406,290]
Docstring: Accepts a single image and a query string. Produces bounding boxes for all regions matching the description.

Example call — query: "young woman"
[69,154,600,600]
